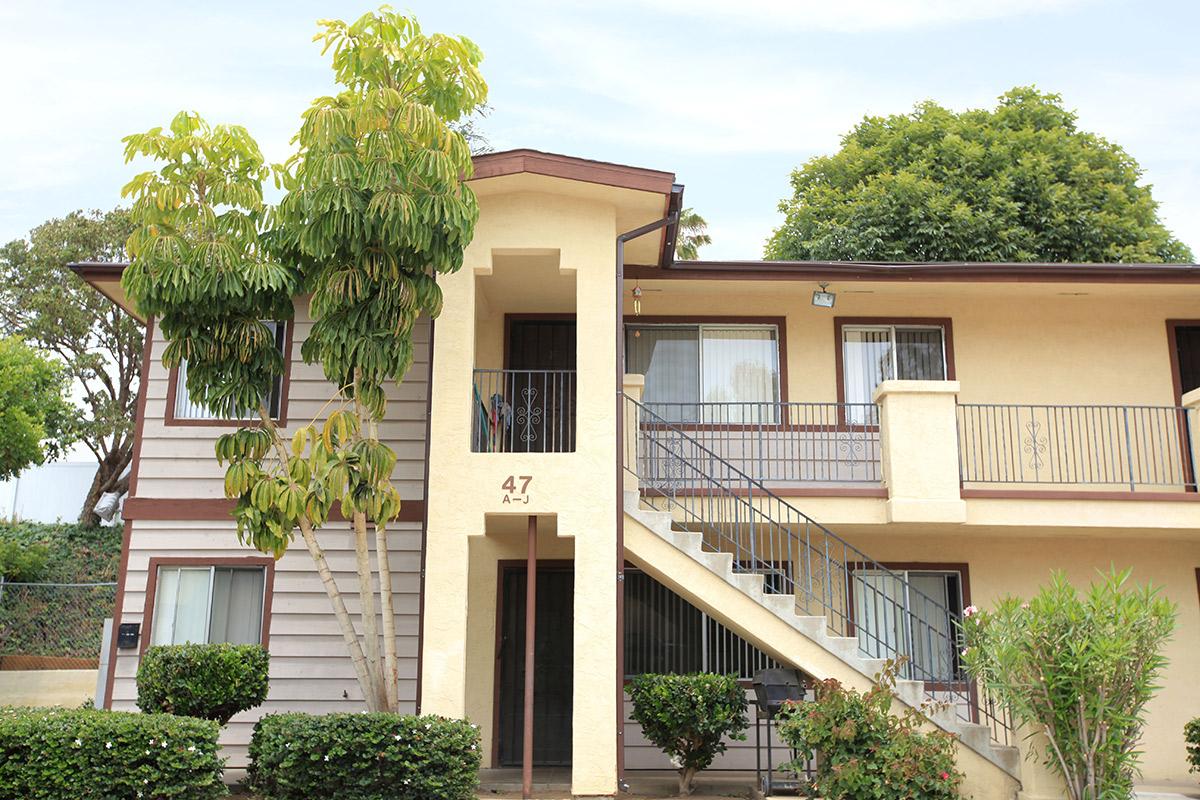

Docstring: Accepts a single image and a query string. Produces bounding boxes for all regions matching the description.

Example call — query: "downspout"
[614,185,682,789]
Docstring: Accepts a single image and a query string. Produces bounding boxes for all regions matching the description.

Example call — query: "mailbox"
[117,622,140,650]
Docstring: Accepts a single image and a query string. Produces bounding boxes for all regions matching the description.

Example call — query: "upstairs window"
[172,321,287,422]
[841,322,948,423]
[625,323,781,423]
[150,564,267,646]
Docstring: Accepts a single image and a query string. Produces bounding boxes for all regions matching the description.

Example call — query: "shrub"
[0,706,225,800]
[775,662,962,800]
[0,538,48,581]
[627,673,748,795]
[960,568,1175,800]
[137,643,270,725]
[1186,718,1200,774]
[247,712,480,800]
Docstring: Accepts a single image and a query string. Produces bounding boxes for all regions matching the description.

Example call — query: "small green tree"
[137,643,270,725]
[627,673,748,795]
[0,209,142,526]
[120,8,486,712]
[960,568,1175,800]
[0,337,73,481]
[767,86,1193,263]
[675,208,711,260]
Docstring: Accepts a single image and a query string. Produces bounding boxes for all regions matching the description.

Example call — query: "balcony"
[957,403,1195,493]
[472,369,576,453]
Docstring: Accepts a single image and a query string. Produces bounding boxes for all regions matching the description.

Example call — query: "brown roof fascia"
[640,260,1200,284]
[470,148,677,195]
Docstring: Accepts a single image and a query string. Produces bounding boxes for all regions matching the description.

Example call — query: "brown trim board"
[960,488,1200,502]
[471,149,676,195]
[140,556,276,655]
[123,497,427,522]
[103,315,155,709]
[163,319,296,427]
[630,261,1200,284]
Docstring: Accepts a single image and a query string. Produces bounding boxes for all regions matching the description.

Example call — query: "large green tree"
[766,87,1193,263]
[120,8,486,711]
[0,337,74,481]
[0,210,142,526]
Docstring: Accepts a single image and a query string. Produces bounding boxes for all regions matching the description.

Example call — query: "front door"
[506,318,576,452]
[497,565,574,766]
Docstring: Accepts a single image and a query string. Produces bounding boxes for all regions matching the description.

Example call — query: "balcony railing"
[640,402,881,486]
[957,403,1196,491]
[472,369,576,453]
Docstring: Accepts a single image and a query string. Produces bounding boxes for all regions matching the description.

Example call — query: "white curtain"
[700,327,779,422]
[152,567,211,645]
[626,327,700,421]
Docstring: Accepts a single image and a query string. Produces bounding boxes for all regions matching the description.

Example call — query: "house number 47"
[502,475,533,504]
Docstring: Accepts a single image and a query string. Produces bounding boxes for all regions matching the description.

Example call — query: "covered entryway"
[496,563,574,766]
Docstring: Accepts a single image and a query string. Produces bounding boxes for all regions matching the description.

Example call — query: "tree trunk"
[78,448,131,527]
[376,520,400,711]
[352,510,385,710]
[678,767,697,796]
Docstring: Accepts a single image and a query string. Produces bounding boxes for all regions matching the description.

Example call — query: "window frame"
[140,556,275,654]
[624,315,788,427]
[163,320,294,427]
[846,560,970,689]
[834,317,956,427]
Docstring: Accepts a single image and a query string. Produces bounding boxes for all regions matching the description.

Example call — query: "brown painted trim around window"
[140,556,276,656]
[122,497,427,522]
[628,261,1200,283]
[102,316,155,709]
[624,315,789,404]
[834,317,956,418]
[491,558,574,768]
[845,561,972,697]
[163,321,295,428]
[471,149,676,195]
[960,488,1200,502]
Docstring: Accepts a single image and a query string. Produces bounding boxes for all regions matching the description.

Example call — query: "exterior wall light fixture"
[812,283,836,308]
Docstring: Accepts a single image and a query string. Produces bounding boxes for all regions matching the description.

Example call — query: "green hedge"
[1186,717,1200,774]
[0,706,225,800]
[248,712,480,800]
[137,643,270,725]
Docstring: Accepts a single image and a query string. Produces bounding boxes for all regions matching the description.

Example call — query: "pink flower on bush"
[962,605,979,618]
[940,771,949,780]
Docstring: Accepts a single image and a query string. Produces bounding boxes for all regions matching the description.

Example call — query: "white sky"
[2,0,1198,260]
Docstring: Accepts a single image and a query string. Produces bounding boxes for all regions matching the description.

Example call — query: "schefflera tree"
[120,8,487,712]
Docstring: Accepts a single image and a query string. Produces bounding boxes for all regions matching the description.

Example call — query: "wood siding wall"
[112,306,431,767]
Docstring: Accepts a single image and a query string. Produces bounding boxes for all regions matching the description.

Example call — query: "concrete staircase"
[623,490,1022,790]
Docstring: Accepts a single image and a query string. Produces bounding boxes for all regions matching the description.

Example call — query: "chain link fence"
[0,581,116,670]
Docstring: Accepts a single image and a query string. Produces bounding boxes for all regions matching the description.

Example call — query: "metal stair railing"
[622,394,1013,747]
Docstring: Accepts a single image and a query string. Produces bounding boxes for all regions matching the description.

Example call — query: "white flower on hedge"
[73,738,82,747]
[106,742,113,749]
[323,755,330,761]
[187,745,196,753]
[394,734,401,740]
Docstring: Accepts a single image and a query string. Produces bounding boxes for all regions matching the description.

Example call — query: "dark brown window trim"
[833,317,956,429]
[163,321,295,428]
[122,496,426,523]
[140,556,276,656]
[624,315,789,406]
[845,560,971,697]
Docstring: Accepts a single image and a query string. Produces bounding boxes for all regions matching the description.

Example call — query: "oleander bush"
[247,712,481,800]
[960,569,1175,800]
[627,673,749,796]
[137,643,270,725]
[1186,717,1200,774]
[775,661,963,800]
[0,706,225,800]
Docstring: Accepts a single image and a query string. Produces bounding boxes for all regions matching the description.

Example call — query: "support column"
[874,380,966,524]
[523,516,537,800]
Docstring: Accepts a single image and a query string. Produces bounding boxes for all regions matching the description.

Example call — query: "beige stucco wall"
[623,280,1200,408]
[422,179,670,796]
[843,530,1200,787]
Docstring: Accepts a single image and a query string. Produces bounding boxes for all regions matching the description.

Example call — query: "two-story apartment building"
[75,149,1200,800]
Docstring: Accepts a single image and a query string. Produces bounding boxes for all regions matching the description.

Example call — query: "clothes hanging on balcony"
[490,392,512,451]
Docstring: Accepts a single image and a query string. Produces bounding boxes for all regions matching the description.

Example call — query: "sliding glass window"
[626,324,781,423]
[842,324,946,423]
